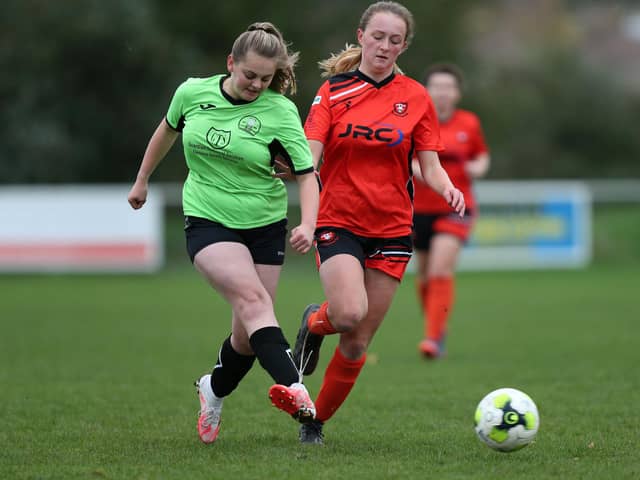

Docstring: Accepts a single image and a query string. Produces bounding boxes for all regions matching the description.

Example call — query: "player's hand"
[443,187,465,217]
[272,155,296,181]
[127,180,148,210]
[289,223,315,254]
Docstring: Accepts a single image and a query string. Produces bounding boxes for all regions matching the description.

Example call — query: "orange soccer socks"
[307,302,338,335]
[314,347,366,422]
[424,276,454,342]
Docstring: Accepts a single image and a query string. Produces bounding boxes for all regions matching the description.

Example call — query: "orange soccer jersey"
[305,71,443,238]
[413,109,488,214]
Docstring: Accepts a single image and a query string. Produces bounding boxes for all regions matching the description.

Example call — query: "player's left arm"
[416,150,465,216]
[290,171,319,254]
[273,99,319,253]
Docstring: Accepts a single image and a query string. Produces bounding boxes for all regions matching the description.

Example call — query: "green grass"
[591,204,640,266]
[1,204,639,479]
[1,265,639,479]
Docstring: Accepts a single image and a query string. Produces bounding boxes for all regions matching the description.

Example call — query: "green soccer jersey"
[166,75,314,229]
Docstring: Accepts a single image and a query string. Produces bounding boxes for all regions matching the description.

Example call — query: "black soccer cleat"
[292,303,324,376]
[299,420,324,445]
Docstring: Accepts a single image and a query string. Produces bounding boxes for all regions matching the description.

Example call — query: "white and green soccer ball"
[474,387,540,452]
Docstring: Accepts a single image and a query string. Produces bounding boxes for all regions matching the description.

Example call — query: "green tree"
[0,0,191,183]
[3,0,638,183]
[465,49,640,178]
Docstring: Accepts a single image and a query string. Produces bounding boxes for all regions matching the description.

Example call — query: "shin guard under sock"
[315,347,366,422]
[210,335,256,398]
[249,326,299,386]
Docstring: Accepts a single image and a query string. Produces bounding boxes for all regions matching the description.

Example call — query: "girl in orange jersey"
[413,63,490,359]
[291,1,465,444]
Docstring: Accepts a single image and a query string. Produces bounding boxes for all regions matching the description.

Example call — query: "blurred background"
[1,0,639,268]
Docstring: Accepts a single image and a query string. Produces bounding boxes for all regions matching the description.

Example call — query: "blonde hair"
[231,22,299,94]
[319,1,414,78]
[319,43,405,78]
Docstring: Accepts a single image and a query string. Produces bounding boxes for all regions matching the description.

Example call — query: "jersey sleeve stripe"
[329,82,369,101]
[328,90,371,109]
[268,140,315,175]
[165,115,184,132]
[295,166,315,175]
[329,78,362,93]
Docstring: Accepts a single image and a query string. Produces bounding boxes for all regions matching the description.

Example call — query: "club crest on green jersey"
[206,126,231,149]
[238,115,261,136]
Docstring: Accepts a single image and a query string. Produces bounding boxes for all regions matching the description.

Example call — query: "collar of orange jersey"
[353,69,395,89]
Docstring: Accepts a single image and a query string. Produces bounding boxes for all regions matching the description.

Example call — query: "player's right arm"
[128,120,179,210]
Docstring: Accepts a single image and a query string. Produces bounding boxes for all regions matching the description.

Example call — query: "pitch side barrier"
[0,181,593,273]
[0,185,164,273]
[457,181,592,270]
[158,179,593,271]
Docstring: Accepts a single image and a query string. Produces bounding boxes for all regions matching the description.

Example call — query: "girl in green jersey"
[128,22,319,444]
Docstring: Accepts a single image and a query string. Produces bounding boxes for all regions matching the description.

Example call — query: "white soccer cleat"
[195,374,223,444]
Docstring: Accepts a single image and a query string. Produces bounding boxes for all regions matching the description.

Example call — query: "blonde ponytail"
[318,44,404,78]
[319,44,362,78]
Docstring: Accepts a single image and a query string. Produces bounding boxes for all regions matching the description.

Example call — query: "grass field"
[1,205,639,479]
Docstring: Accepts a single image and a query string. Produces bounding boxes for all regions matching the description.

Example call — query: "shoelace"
[296,331,314,383]
[287,332,313,383]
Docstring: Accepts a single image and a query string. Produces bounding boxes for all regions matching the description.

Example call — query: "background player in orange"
[291,1,465,444]
[413,63,490,359]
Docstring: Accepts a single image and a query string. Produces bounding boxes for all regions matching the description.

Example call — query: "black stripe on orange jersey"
[406,139,415,201]
[328,72,358,85]
[329,77,362,92]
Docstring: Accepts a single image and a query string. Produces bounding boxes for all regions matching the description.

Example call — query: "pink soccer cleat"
[195,374,223,444]
[268,382,316,423]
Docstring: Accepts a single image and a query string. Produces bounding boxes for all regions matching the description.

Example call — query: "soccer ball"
[474,387,540,452]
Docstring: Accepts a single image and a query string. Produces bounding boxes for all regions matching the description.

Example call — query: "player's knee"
[330,303,367,332]
[234,288,272,321]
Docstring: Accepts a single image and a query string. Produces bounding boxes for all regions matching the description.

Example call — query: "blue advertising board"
[458,181,592,270]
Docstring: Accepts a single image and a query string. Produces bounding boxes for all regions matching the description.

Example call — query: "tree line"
[2,0,638,183]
